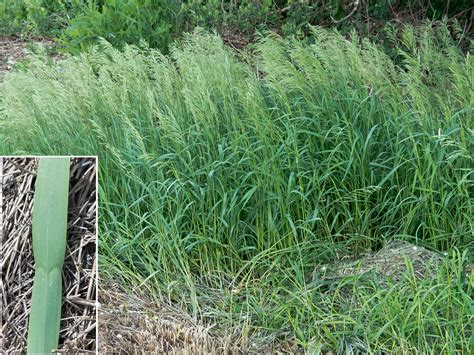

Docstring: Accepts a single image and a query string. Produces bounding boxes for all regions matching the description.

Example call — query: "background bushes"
[61,0,184,53]
[2,1,471,53]
[0,0,82,35]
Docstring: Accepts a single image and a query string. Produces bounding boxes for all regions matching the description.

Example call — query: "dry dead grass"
[1,157,97,353]
[98,240,462,354]
[98,280,295,354]
[324,240,447,281]
[98,280,225,354]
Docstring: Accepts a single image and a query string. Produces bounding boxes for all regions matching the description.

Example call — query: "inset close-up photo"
[1,156,97,354]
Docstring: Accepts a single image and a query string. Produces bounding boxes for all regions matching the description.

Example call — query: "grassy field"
[1,23,473,352]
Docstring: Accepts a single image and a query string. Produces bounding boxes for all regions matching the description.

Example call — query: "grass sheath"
[27,157,70,354]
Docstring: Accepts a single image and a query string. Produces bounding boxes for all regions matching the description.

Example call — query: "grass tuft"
[1,24,472,352]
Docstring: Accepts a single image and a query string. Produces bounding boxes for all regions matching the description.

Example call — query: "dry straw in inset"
[27,157,69,354]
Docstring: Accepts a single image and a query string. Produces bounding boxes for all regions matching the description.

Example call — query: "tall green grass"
[1,24,472,351]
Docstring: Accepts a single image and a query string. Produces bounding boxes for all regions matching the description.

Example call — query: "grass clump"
[1,24,472,352]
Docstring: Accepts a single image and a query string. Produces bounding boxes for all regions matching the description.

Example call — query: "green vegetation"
[61,0,184,53]
[2,1,471,53]
[28,158,70,354]
[0,0,82,35]
[1,23,472,351]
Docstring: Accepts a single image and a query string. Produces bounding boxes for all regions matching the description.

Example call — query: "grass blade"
[27,157,70,354]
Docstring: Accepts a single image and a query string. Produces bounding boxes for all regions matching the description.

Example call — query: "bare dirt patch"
[0,35,57,81]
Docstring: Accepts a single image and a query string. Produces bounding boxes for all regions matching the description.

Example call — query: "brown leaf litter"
[0,35,58,81]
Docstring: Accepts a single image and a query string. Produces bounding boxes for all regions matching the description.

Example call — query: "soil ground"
[0,35,58,82]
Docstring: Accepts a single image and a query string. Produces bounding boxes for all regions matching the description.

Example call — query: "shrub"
[0,0,85,35]
[61,0,184,53]
[3,1,470,53]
